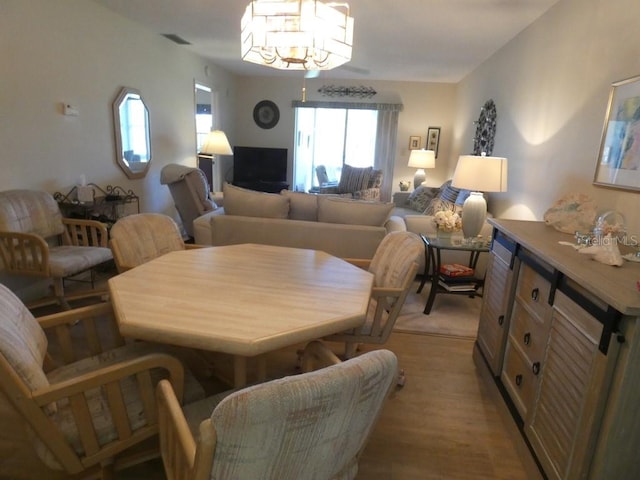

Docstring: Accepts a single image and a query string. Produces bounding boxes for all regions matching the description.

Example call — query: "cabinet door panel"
[502,340,537,419]
[526,291,618,480]
[477,250,514,375]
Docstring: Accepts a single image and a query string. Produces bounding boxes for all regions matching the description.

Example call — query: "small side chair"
[0,189,113,310]
[156,340,398,480]
[326,231,423,359]
[109,213,204,273]
[0,283,205,479]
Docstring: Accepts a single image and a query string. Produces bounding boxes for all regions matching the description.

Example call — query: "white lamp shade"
[451,155,508,192]
[200,130,233,156]
[407,149,436,169]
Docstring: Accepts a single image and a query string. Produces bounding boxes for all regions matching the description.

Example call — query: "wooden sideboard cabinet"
[475,219,640,479]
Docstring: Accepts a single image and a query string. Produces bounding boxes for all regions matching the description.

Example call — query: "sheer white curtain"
[375,107,401,202]
[292,101,403,201]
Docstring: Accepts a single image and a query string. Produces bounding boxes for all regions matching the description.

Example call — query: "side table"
[418,233,490,314]
[393,191,411,207]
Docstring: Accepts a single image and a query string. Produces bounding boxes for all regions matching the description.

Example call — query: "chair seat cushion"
[48,245,113,277]
[33,341,205,470]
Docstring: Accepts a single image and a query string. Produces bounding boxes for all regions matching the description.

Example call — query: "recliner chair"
[160,164,217,240]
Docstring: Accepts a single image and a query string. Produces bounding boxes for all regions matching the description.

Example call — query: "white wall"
[454,0,640,233]
[231,76,457,193]
[0,0,236,216]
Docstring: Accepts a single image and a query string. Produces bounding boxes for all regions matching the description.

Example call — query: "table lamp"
[198,130,233,191]
[408,149,436,189]
[451,154,508,238]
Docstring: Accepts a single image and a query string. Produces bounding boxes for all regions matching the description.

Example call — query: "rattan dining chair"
[156,340,398,480]
[0,189,113,310]
[326,231,423,359]
[109,213,204,273]
[0,283,205,479]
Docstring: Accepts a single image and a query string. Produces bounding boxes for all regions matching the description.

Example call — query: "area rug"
[393,280,481,339]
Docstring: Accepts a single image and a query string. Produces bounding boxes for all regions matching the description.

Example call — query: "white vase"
[462,192,487,239]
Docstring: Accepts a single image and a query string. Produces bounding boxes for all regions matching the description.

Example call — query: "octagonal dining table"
[108,243,374,387]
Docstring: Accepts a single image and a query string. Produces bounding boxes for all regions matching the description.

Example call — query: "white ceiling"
[92,0,560,83]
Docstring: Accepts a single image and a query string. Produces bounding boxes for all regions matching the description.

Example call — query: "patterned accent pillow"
[423,197,461,216]
[407,185,439,212]
[338,165,372,194]
[438,180,461,203]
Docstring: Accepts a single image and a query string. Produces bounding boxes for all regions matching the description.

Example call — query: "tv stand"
[234,181,289,193]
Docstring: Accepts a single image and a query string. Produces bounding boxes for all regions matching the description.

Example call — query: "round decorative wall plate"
[253,100,280,129]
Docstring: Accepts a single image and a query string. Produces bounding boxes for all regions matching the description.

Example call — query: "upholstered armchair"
[156,340,398,480]
[0,189,113,310]
[319,164,383,201]
[109,213,204,273]
[160,164,218,240]
[0,283,205,479]
[326,231,423,360]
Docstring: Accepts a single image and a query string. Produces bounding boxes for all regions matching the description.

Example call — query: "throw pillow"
[338,164,372,194]
[407,185,439,212]
[223,183,289,219]
[423,197,461,216]
[438,180,462,203]
[317,196,394,227]
[280,190,318,221]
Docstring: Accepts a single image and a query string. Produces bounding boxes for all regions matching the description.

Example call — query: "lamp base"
[461,192,487,239]
[413,169,426,189]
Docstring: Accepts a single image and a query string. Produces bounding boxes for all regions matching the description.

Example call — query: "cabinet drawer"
[501,340,539,420]
[510,300,551,363]
[515,263,551,321]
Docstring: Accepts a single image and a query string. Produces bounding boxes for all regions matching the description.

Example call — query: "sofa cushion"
[407,185,439,212]
[280,191,318,221]
[338,165,372,194]
[223,183,289,219]
[317,196,394,227]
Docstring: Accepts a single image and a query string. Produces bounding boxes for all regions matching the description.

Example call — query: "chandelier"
[241,1,354,71]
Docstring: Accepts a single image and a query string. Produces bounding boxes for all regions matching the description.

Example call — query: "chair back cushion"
[161,165,216,237]
[110,213,185,270]
[0,284,49,391]
[210,349,398,479]
[337,165,373,194]
[0,189,64,238]
[369,231,423,289]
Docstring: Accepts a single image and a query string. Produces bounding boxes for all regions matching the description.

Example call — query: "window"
[195,83,213,151]
[293,106,378,192]
[292,100,403,201]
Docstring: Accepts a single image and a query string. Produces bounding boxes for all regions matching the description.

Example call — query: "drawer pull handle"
[531,288,540,302]
[515,374,523,387]
[498,315,504,326]
[532,362,541,375]
[523,332,531,345]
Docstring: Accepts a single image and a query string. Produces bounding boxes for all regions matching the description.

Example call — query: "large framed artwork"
[593,74,640,191]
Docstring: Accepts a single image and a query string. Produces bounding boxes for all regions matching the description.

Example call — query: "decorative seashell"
[579,235,624,266]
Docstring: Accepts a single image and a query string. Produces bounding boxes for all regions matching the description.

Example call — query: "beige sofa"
[194,184,403,259]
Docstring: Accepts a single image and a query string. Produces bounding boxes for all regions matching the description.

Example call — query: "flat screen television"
[233,146,288,184]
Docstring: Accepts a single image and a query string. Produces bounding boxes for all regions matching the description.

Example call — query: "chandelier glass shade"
[241,1,354,71]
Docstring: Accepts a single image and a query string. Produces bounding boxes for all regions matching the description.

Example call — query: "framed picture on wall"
[409,136,421,150]
[426,127,441,158]
[593,74,640,191]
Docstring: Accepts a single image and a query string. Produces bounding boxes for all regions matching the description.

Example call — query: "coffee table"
[418,233,490,314]
[108,244,373,387]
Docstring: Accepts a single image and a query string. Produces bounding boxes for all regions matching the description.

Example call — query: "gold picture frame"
[593,74,640,191]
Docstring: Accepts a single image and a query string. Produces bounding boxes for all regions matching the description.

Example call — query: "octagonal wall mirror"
[113,87,151,179]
